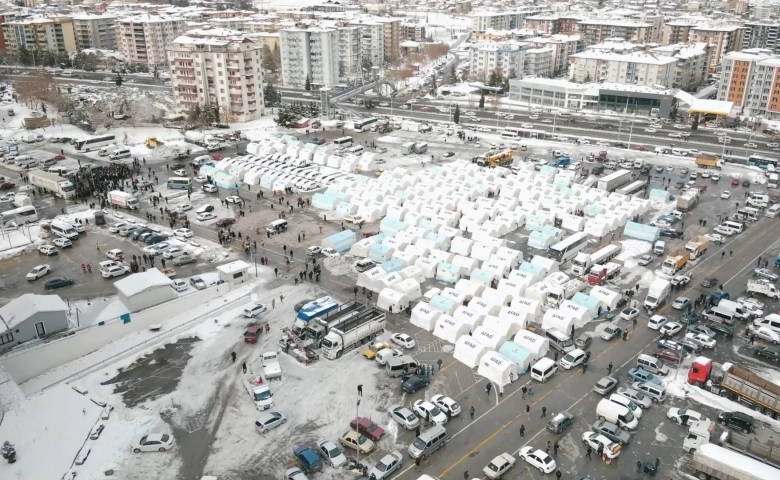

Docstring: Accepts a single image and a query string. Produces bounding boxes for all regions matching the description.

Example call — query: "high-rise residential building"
[72,13,116,51]
[740,56,780,118]
[522,34,582,77]
[468,41,529,78]
[377,17,400,62]
[167,28,264,123]
[577,19,653,46]
[2,17,77,55]
[524,47,552,77]
[117,15,186,66]
[471,8,551,32]
[742,22,780,54]
[650,43,710,90]
[568,50,677,88]
[401,22,427,42]
[348,20,384,66]
[716,49,773,113]
[337,25,362,81]
[690,24,745,70]
[662,20,697,45]
[279,26,340,88]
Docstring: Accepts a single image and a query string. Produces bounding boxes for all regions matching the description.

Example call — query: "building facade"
[337,25,362,81]
[72,13,116,51]
[523,34,582,77]
[716,50,777,115]
[167,28,264,123]
[650,43,710,90]
[468,41,528,78]
[2,17,77,55]
[279,27,340,88]
[118,15,186,66]
[568,50,677,88]
[524,47,552,77]
[577,20,652,46]
[742,22,780,54]
[690,24,745,70]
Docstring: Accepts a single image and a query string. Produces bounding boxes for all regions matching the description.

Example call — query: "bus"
[501,130,519,139]
[548,232,589,264]
[167,177,192,190]
[616,180,647,196]
[333,136,354,147]
[747,154,778,170]
[75,134,117,152]
[502,127,545,139]
[1,205,38,226]
[353,117,378,132]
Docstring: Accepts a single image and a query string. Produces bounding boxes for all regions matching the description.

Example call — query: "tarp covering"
[542,309,576,334]
[429,294,458,315]
[623,221,660,242]
[411,301,441,331]
[498,341,533,375]
[453,335,489,369]
[473,326,506,351]
[477,351,516,388]
[513,330,550,360]
[434,315,470,343]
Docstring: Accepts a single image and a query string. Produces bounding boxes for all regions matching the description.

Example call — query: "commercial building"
[568,50,677,88]
[280,26,340,88]
[2,17,77,55]
[72,13,116,51]
[118,14,186,66]
[167,27,264,123]
[468,41,529,78]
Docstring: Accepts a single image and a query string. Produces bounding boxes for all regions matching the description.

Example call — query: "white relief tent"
[472,326,506,351]
[356,266,387,291]
[452,306,485,331]
[482,314,525,338]
[509,297,542,322]
[513,330,550,360]
[477,351,516,388]
[541,309,576,334]
[434,315,471,344]
[411,302,441,331]
[453,335,489,369]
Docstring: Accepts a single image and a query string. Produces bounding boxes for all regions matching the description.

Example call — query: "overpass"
[330,78,397,104]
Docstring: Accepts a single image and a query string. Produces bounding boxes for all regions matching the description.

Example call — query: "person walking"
[519,425,525,437]
[582,362,588,374]
[357,384,363,396]
[242,362,247,373]
[522,386,527,399]
[555,471,562,480]
[415,456,421,469]
[541,406,547,417]
[272,298,276,308]
[230,351,236,362]
[415,426,421,437]
[469,406,475,420]
[437,358,443,370]
[526,404,530,413]
[463,471,469,480]
[586,446,592,460]
[636,460,642,472]
[607,361,613,374]
[553,442,559,456]
[485,382,492,395]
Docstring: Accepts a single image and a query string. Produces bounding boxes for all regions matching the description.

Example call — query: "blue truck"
[551,156,571,168]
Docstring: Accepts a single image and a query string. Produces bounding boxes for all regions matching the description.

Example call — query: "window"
[0,332,13,345]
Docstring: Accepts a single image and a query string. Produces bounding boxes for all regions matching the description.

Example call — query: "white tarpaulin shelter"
[513,330,550,360]
[357,266,387,291]
[496,279,524,297]
[468,297,500,317]
[349,238,376,257]
[477,351,516,388]
[497,307,530,331]
[381,271,404,289]
[510,297,542,322]
[450,236,474,256]
[453,336,489,369]
[559,300,591,328]
[524,282,552,304]
[415,257,438,278]
[508,270,537,290]
[396,278,422,300]
[452,255,480,276]
[452,306,484,331]
[473,326,506,351]
[434,315,471,343]
[481,288,512,308]
[377,288,412,313]
[531,255,559,273]
[482,314,524,338]
[400,265,426,283]
[542,309,576,334]
[471,242,498,262]
[411,302,441,331]
[589,286,622,311]
[455,279,486,299]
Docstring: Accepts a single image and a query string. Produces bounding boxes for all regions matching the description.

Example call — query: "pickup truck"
[344,214,366,225]
[262,351,282,381]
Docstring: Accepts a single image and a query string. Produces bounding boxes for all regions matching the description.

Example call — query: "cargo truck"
[696,154,723,170]
[746,279,780,299]
[662,248,690,275]
[545,279,586,308]
[687,358,780,419]
[677,190,700,212]
[302,302,374,347]
[261,351,282,381]
[321,309,386,360]
[587,261,623,286]
[572,244,622,276]
[691,443,780,480]
[28,169,76,199]
[686,235,710,260]
[597,169,631,192]
[289,296,339,337]
[684,420,780,469]
[107,190,139,210]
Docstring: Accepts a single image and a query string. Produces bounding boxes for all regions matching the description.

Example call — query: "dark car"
[349,417,386,441]
[660,229,683,239]
[706,322,734,338]
[145,235,168,245]
[45,277,74,290]
[592,420,631,445]
[675,181,685,189]
[546,411,575,434]
[293,445,323,474]
[613,142,628,149]
[701,277,719,288]
[591,165,605,175]
[131,228,151,240]
[0,181,15,190]
[171,163,186,170]
[574,333,592,349]
[755,345,780,362]
[401,374,430,394]
[718,411,754,433]
[294,298,316,313]
[653,349,684,363]
[216,218,236,228]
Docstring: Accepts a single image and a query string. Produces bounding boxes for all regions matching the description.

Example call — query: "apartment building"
[650,42,709,90]
[118,15,186,66]
[337,24,362,80]
[468,41,528,78]
[690,24,745,70]
[716,49,773,112]
[471,8,551,32]
[279,26,339,88]
[377,17,400,61]
[663,20,697,44]
[742,22,780,54]
[741,56,780,118]
[2,17,77,55]
[72,13,116,51]
[401,22,426,42]
[754,6,777,21]
[167,28,264,122]
[348,20,384,66]
[568,50,677,88]
[523,34,582,77]
[524,47,552,77]
[577,19,653,46]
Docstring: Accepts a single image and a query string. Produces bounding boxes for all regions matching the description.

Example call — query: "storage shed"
[115,268,176,312]
[453,336,489,369]
[410,302,441,331]
[216,260,250,286]
[0,294,69,346]
[477,351,516,387]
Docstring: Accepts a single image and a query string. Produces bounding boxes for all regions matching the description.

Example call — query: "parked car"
[44,277,73,290]
[755,345,780,362]
[718,411,755,433]
[592,420,631,445]
[593,376,619,395]
[518,447,556,474]
[131,433,175,453]
[667,408,707,426]
[27,264,51,280]
[483,452,516,479]
[349,417,385,441]
[627,368,663,385]
[388,405,419,430]
[368,452,404,480]
[391,333,416,349]
[339,430,374,454]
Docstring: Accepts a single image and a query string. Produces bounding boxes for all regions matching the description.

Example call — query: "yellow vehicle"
[145,137,163,148]
[478,149,514,167]
[363,341,392,360]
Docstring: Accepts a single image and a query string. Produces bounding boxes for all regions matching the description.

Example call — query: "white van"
[636,354,670,375]
[14,155,36,167]
[39,158,56,168]
[653,240,665,255]
[98,144,116,157]
[754,314,780,335]
[544,328,575,353]
[723,221,744,233]
[530,358,559,383]
[50,220,79,240]
[596,399,639,430]
[109,148,131,160]
[346,145,364,156]
[766,204,780,218]
[609,394,643,419]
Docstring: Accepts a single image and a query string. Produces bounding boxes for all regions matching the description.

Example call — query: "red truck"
[587,261,623,286]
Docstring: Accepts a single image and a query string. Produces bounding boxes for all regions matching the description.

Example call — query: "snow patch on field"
[323,255,356,277]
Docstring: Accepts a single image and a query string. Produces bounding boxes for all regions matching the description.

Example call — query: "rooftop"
[217,260,251,275]
[0,294,68,334]
[114,268,173,297]
[571,50,678,65]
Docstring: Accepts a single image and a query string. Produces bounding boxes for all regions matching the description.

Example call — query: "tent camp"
[473,326,506,351]
[513,330,550,361]
[477,351,516,387]
[436,262,462,284]
[542,309,576,334]
[349,238,376,257]
[380,271,404,289]
[531,255,559,273]
[481,289,512,308]
[434,315,470,343]
[471,242,498,262]
[455,279,486,299]
[415,257,438,278]
[411,302,441,331]
[507,270,536,291]
[589,286,622,311]
[453,336,489,369]
[321,230,357,253]
[497,306,530,331]
[356,266,388,291]
[482,314,524,338]
[498,342,533,375]
[509,297,542,322]
[571,292,601,319]
[400,265,426,283]
[429,294,458,315]
[450,236,474,256]
[452,306,484,331]
[377,288,412,313]
[496,279,524,297]
[559,300,591,327]
[452,255,480,277]
[395,278,422,300]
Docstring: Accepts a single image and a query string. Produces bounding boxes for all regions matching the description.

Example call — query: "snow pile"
[322,255,356,277]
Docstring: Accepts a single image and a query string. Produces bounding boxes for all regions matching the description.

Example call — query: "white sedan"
[174,228,193,238]
[518,446,556,474]
[172,169,187,176]
[225,196,242,204]
[391,333,416,349]
[744,142,758,149]
[756,326,780,344]
[620,308,639,322]
[413,400,448,425]
[321,248,340,257]
[53,237,72,248]
[714,225,735,236]
[388,405,420,430]
[667,407,707,426]
[431,394,461,416]
[131,433,175,453]
[108,222,126,233]
[194,175,207,183]
[645,128,657,133]
[162,247,186,259]
[102,265,129,278]
[316,439,347,468]
[483,452,516,479]
[685,332,716,349]
[668,132,682,138]
[660,322,683,337]
[581,432,621,459]
[177,203,193,212]
[196,212,216,221]
[721,190,731,199]
[27,264,51,280]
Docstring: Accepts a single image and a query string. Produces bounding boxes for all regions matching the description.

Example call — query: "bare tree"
[16,72,56,109]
